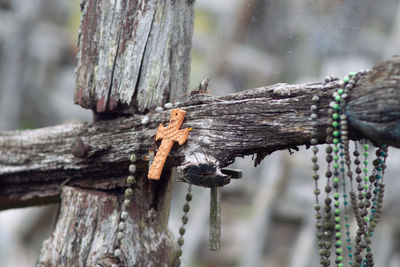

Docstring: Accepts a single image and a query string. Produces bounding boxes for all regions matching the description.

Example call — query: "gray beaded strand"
[310,85,323,259]
[113,154,137,266]
[174,184,193,267]
[311,76,339,266]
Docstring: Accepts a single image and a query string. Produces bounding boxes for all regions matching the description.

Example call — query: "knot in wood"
[70,137,89,158]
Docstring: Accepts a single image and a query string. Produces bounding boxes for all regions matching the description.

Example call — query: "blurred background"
[0,0,399,266]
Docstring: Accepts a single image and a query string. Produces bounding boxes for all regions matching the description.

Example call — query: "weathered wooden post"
[0,1,399,265]
[38,1,195,266]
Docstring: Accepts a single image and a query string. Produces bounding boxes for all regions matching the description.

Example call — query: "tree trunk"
[37,0,195,266]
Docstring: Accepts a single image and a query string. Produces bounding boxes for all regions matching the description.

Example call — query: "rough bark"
[2,55,400,210]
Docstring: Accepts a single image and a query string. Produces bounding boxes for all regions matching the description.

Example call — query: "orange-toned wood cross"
[148,108,190,180]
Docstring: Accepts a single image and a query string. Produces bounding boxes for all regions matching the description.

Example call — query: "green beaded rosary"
[310,72,389,267]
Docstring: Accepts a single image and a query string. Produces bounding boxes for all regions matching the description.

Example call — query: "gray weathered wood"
[1,82,329,210]
[36,0,195,266]
[347,54,400,147]
[75,0,194,113]
[209,187,221,251]
[37,186,176,267]
[2,54,400,209]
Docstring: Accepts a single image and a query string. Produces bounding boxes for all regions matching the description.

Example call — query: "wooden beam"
[1,55,399,209]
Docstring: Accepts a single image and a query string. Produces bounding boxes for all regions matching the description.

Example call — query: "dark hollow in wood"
[179,163,230,187]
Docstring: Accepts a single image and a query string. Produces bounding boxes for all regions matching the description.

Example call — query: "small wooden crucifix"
[148,108,190,180]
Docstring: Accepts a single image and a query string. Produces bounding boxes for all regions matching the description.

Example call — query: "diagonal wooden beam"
[1,55,399,210]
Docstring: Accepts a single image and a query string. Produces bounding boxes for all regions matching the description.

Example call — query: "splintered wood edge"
[176,152,230,188]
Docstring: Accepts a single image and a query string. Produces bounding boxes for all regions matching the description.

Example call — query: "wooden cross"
[148,108,190,180]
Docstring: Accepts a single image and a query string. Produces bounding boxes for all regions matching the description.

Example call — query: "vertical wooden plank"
[40,0,196,265]
[74,0,194,113]
[37,186,177,266]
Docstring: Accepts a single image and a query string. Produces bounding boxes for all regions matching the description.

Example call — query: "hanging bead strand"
[362,145,388,267]
[174,185,193,267]
[370,145,388,228]
[361,143,372,236]
[341,72,368,267]
[113,154,137,267]
[319,76,341,266]
[339,142,352,266]
[322,115,334,265]
[374,145,388,226]
[331,84,344,266]
[337,72,360,267]
[352,142,368,267]
[310,92,325,264]
[361,142,374,267]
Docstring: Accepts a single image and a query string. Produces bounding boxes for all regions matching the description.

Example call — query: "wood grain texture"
[37,186,177,267]
[346,54,400,147]
[148,109,189,180]
[36,1,196,265]
[2,54,400,207]
[74,0,194,113]
[209,187,221,251]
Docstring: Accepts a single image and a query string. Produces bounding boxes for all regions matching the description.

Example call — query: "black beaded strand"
[339,142,352,265]
[360,142,374,267]
[321,76,341,266]
[369,145,388,229]
[352,142,368,267]
[362,145,388,267]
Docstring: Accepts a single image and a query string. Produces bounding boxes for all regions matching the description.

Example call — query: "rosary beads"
[110,102,196,267]
[112,153,137,267]
[310,72,389,267]
[174,185,193,267]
